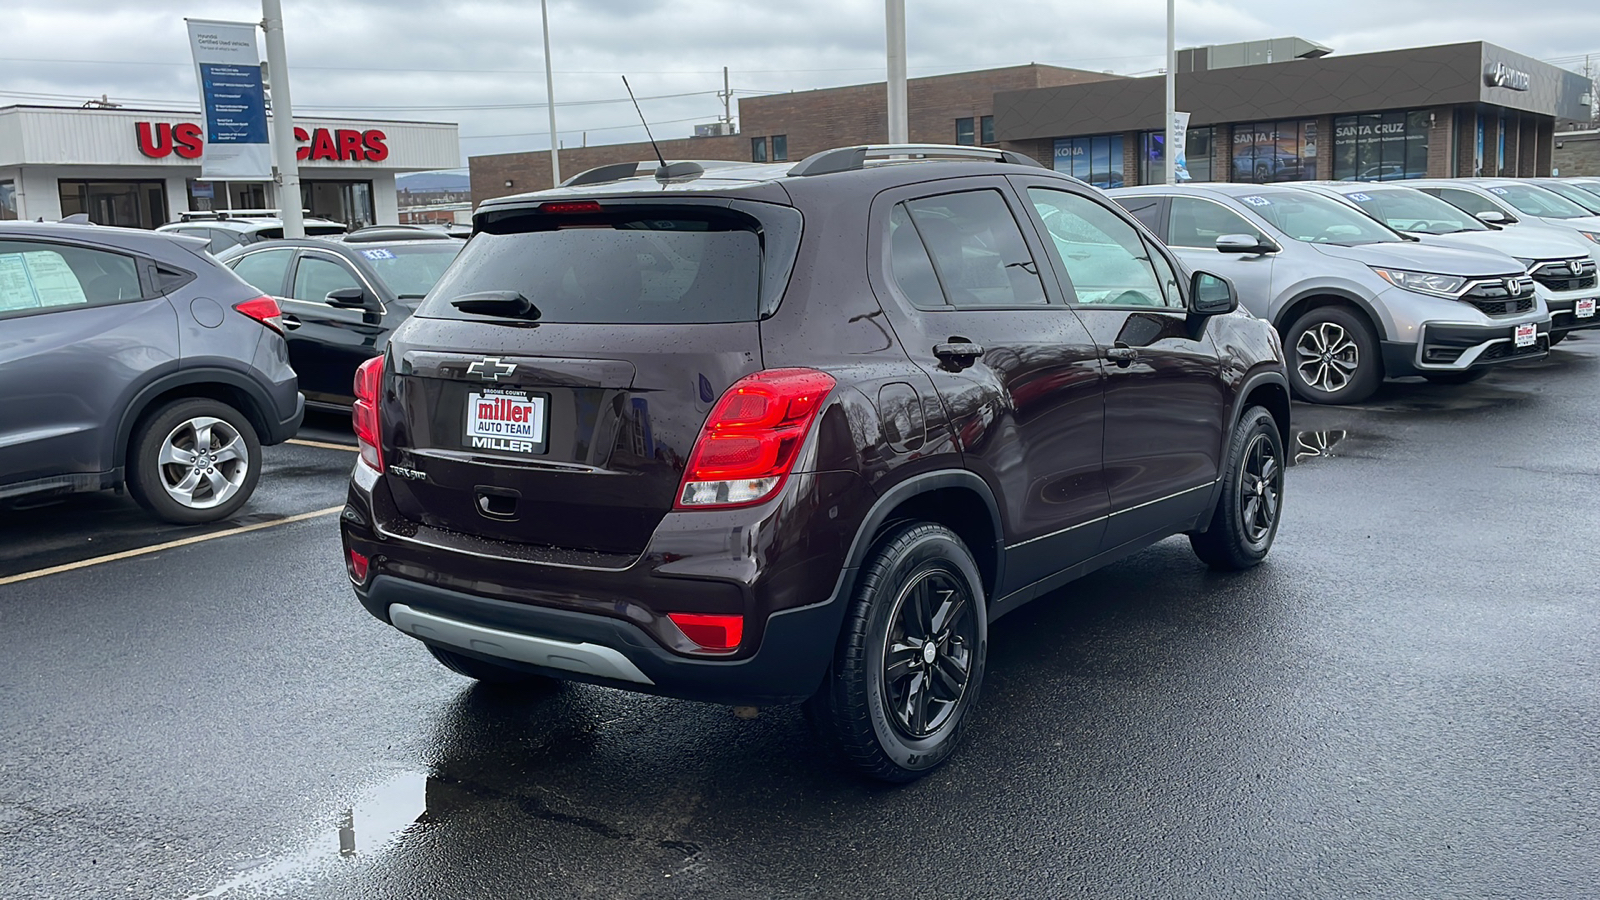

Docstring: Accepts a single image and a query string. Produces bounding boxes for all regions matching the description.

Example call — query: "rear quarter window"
[419,208,764,324]
[0,240,144,319]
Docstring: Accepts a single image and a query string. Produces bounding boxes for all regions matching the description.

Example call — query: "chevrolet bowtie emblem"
[466,357,517,381]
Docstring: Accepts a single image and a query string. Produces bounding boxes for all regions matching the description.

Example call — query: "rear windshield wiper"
[450,291,541,320]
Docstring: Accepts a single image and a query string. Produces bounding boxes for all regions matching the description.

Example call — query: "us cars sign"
[136,122,388,162]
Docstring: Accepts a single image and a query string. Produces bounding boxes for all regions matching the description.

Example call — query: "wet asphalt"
[3,341,1599,899]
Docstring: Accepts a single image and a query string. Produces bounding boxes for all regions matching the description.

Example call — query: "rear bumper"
[263,392,305,445]
[363,576,849,705]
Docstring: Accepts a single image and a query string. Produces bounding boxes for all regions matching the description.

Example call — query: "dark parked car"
[216,235,463,408]
[339,145,1291,781]
[0,222,301,523]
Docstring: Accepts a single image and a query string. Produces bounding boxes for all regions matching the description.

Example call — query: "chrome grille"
[1462,275,1537,317]
[1528,258,1598,293]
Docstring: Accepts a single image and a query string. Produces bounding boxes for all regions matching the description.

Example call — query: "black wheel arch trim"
[837,469,1005,605]
[1273,288,1389,342]
[1201,367,1291,532]
[113,366,296,466]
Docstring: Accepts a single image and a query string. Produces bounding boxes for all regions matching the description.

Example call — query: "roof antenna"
[621,75,703,183]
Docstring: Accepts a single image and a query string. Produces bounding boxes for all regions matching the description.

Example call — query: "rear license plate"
[465,389,547,454]
[1514,323,1537,348]
[1577,298,1597,318]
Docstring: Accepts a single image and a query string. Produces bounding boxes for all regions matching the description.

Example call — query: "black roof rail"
[561,160,710,188]
[786,143,1046,177]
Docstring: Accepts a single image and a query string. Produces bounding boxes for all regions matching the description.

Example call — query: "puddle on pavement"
[1292,429,1349,465]
[185,770,428,899]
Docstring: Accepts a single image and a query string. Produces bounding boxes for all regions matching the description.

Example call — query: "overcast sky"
[3,0,1597,171]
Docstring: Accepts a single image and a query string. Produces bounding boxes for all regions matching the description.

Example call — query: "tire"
[1190,406,1284,571]
[426,644,560,686]
[1422,369,1488,385]
[126,398,262,524]
[1284,305,1384,404]
[805,522,987,783]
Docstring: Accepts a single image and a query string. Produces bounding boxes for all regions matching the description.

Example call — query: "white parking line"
[287,438,358,452]
[0,506,344,588]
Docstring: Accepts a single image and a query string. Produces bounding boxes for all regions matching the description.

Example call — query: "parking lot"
[0,337,1594,898]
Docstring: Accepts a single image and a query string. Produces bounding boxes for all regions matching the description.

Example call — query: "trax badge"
[466,357,517,381]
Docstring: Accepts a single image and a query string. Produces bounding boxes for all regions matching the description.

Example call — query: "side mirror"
[1216,233,1280,254]
[1189,271,1238,316]
[326,287,376,309]
[1475,210,1513,225]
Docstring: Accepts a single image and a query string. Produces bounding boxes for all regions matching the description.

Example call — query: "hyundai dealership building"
[0,105,458,228]
[993,40,1595,188]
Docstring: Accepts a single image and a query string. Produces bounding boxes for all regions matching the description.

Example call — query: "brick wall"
[1554,132,1600,175]
[1426,107,1456,177]
[468,64,1123,206]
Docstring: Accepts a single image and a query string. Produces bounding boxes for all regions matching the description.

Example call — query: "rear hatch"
[381,197,800,557]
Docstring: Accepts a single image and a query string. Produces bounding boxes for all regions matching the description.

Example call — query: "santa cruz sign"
[137,121,389,162]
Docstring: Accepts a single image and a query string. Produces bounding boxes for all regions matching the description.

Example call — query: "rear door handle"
[281,314,302,330]
[1104,345,1137,366]
[933,342,985,371]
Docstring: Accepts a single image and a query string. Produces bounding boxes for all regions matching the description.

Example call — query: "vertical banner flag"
[186,19,271,179]
[1171,111,1192,182]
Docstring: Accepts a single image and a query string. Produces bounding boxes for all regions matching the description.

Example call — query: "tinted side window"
[293,256,362,303]
[0,240,144,320]
[1026,188,1171,308]
[1116,196,1164,232]
[888,204,946,309]
[1168,197,1266,249]
[903,190,1046,308]
[227,248,293,296]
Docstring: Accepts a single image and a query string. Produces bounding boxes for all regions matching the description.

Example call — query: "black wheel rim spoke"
[882,567,977,739]
[1238,433,1281,544]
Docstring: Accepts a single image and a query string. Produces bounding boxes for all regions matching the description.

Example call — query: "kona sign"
[1484,62,1532,92]
[136,122,389,162]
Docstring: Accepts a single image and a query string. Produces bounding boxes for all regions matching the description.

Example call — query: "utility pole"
[1164,0,1176,185]
[540,0,560,187]
[719,66,733,131]
[261,0,303,237]
[885,0,908,144]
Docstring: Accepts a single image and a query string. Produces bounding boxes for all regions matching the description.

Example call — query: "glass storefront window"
[0,181,16,220]
[300,180,375,229]
[1231,120,1317,183]
[1140,127,1215,183]
[1332,110,1430,181]
[185,180,268,214]
[58,180,169,228]
[1052,134,1124,189]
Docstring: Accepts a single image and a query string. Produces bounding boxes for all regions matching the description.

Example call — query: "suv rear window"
[419,208,762,324]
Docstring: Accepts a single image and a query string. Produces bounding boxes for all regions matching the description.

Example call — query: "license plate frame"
[1577,297,1597,319]
[1513,322,1538,348]
[464,388,549,455]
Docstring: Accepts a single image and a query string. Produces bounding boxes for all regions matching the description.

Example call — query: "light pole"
[1165,0,1176,185]
[261,0,303,237]
[541,0,560,187]
[886,0,908,144]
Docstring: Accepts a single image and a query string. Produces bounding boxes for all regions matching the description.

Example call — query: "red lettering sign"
[140,121,389,163]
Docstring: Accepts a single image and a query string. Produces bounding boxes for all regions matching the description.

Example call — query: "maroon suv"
[340,145,1291,782]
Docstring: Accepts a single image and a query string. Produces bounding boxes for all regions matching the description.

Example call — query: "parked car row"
[1106,177,1600,403]
[0,219,464,523]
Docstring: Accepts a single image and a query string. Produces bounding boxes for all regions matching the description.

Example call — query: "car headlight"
[1370,267,1468,298]
[1577,231,1600,245]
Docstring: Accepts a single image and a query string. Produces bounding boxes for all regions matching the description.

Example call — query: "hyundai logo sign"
[1484,62,1532,92]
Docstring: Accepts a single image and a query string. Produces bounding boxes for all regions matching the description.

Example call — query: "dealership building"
[470,39,1594,206]
[0,105,459,228]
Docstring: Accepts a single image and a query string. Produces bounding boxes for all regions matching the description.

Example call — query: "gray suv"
[1108,184,1549,403]
[0,223,302,522]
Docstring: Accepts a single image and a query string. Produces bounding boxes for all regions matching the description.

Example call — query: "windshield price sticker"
[1350,193,1372,202]
[362,248,396,260]
[1514,323,1537,347]
[1577,298,1597,318]
[1242,196,1272,207]
[1489,187,1509,195]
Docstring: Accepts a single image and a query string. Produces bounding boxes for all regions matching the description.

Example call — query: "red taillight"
[539,200,604,214]
[667,613,743,652]
[234,296,284,334]
[675,368,836,509]
[352,356,385,471]
[347,549,370,584]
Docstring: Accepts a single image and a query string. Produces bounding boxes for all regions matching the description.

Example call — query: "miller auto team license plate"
[1514,322,1538,348]
[1578,298,1597,319]
[466,389,547,454]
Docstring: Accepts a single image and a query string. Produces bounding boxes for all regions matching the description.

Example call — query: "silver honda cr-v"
[1108,183,1549,404]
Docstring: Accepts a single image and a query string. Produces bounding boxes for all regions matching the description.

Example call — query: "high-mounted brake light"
[539,200,604,214]
[667,613,744,652]
[352,356,385,472]
[675,368,836,509]
[233,296,284,334]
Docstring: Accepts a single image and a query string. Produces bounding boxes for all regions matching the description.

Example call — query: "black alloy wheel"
[1191,406,1284,570]
[880,567,979,739]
